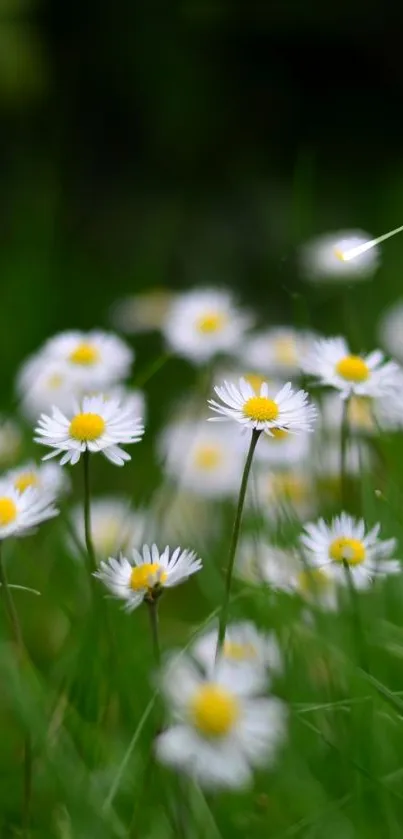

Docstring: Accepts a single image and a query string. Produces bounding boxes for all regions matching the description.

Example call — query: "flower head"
[156,652,286,789]
[301,513,399,589]
[35,394,144,466]
[300,230,379,283]
[162,288,251,364]
[192,621,282,691]
[110,289,175,333]
[94,544,202,611]
[39,330,133,389]
[69,498,150,561]
[302,337,399,398]
[208,378,316,436]
[0,483,58,540]
[242,328,317,377]
[254,468,317,521]
[6,461,68,498]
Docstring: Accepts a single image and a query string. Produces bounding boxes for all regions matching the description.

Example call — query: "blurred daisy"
[17,356,77,420]
[209,379,316,437]
[0,483,58,540]
[35,394,144,466]
[242,328,317,377]
[156,652,286,789]
[162,288,251,364]
[254,427,310,467]
[379,301,403,362]
[159,420,245,499]
[312,438,372,479]
[192,621,283,690]
[302,337,399,398]
[69,498,150,561]
[254,468,316,521]
[110,289,175,334]
[94,544,202,611]
[40,330,133,389]
[0,417,22,467]
[300,230,379,282]
[301,514,400,589]
[5,461,68,498]
[320,389,403,436]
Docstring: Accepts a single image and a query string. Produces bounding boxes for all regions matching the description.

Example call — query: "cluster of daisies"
[2,251,403,791]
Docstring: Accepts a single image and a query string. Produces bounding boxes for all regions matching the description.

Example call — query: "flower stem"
[0,543,32,836]
[343,559,370,673]
[216,429,261,657]
[147,598,161,667]
[83,450,97,575]
[340,397,350,509]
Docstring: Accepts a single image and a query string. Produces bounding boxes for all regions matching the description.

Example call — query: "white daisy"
[69,498,150,561]
[17,354,79,421]
[379,300,403,362]
[0,483,59,540]
[254,426,311,467]
[192,621,283,691]
[162,288,251,364]
[302,336,399,398]
[208,378,317,436]
[254,468,317,522]
[34,394,144,466]
[110,289,176,333]
[158,420,245,499]
[300,230,379,282]
[39,330,133,389]
[301,514,400,589]
[94,544,202,611]
[0,417,22,467]
[242,328,317,377]
[156,652,286,789]
[5,461,68,498]
[312,438,372,479]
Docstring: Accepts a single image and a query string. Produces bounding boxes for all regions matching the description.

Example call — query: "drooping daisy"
[34,394,144,466]
[254,468,317,522]
[209,379,317,437]
[379,300,403,362]
[301,514,400,589]
[162,288,251,364]
[69,498,150,561]
[0,417,22,467]
[156,652,286,789]
[192,621,283,690]
[300,230,379,282]
[0,483,59,540]
[159,420,245,499]
[40,330,133,389]
[94,544,202,610]
[242,328,317,378]
[5,461,68,498]
[302,337,399,398]
[110,289,176,334]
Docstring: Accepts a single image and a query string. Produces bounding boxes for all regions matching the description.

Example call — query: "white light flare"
[335,224,403,262]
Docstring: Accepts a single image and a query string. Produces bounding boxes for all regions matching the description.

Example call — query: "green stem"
[340,397,350,509]
[147,598,161,667]
[83,450,97,574]
[0,544,32,835]
[343,559,370,673]
[216,429,261,656]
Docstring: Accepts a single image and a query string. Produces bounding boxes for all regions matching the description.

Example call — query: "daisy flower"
[68,498,150,562]
[301,514,400,589]
[0,483,58,540]
[110,289,176,333]
[162,288,251,364]
[156,652,286,789]
[94,544,203,611]
[254,468,317,522]
[159,420,245,499]
[17,354,79,420]
[192,621,283,691]
[300,230,379,282]
[242,328,317,378]
[34,394,144,466]
[208,378,316,437]
[379,300,403,362]
[254,426,311,467]
[0,417,22,467]
[40,330,133,389]
[302,336,399,398]
[5,461,68,498]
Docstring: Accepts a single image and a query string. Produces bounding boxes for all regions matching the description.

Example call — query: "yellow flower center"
[329,537,366,566]
[270,428,289,441]
[335,355,369,383]
[69,342,100,366]
[190,684,239,737]
[194,444,222,471]
[47,373,64,390]
[195,312,226,334]
[223,640,257,661]
[0,497,17,527]
[333,247,346,262]
[243,396,279,422]
[69,413,106,441]
[297,569,331,595]
[14,472,39,493]
[244,373,266,394]
[348,396,374,431]
[129,563,167,591]
[271,474,307,503]
[274,337,297,365]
